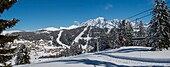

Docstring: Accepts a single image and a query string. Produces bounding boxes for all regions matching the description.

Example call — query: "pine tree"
[147,0,170,50]
[69,42,82,56]
[125,22,133,46]
[0,0,19,66]
[16,44,30,65]
[137,21,146,46]
[138,21,145,37]
[118,20,126,47]
[118,20,134,46]
[113,27,120,48]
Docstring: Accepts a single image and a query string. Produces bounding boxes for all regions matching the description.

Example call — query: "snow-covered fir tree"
[118,20,134,46]
[137,21,146,46]
[16,44,30,65]
[147,0,170,50]
[70,42,83,56]
[118,20,126,47]
[61,42,83,56]
[113,26,120,48]
[0,0,19,66]
[138,21,145,37]
[125,22,134,46]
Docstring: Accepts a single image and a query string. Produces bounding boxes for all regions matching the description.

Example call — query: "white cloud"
[104,4,113,10]
[74,21,80,25]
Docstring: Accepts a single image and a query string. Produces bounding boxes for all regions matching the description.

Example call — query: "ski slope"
[14,46,170,67]
[71,26,89,45]
[57,30,70,48]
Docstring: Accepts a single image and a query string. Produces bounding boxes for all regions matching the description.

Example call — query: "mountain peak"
[80,17,119,28]
[96,17,105,20]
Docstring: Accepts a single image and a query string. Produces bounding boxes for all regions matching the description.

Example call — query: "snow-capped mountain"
[2,17,140,53]
[2,17,151,66]
[38,27,60,31]
[2,17,143,51]
[59,25,79,30]
[9,26,111,51]
[2,17,139,35]
[80,17,139,29]
[80,17,106,28]
[38,25,79,32]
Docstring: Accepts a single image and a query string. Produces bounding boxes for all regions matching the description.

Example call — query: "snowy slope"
[81,27,92,50]
[71,26,89,46]
[14,46,170,67]
[80,17,141,29]
[57,30,70,48]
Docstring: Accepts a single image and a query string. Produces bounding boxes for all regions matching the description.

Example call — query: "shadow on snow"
[39,59,127,67]
[38,58,168,67]
[36,48,169,67]
[104,48,151,53]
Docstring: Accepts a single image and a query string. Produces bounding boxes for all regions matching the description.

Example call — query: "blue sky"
[1,0,168,30]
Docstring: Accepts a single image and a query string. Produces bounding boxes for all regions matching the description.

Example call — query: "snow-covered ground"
[14,46,170,67]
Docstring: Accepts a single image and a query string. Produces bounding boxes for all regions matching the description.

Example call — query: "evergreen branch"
[0,35,18,46]
[0,18,19,33]
[0,55,12,63]
[0,48,16,54]
[0,0,17,14]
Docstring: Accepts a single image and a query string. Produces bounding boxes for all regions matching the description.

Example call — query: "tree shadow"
[39,59,127,67]
[103,48,151,53]
[97,52,170,64]
[36,48,169,67]
[38,58,169,67]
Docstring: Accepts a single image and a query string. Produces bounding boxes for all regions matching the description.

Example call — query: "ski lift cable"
[132,6,170,21]
[132,13,152,21]
[131,1,170,21]
[131,7,170,24]
[127,8,152,19]
[126,1,170,20]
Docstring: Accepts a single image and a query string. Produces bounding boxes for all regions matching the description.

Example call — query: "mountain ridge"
[2,17,137,35]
